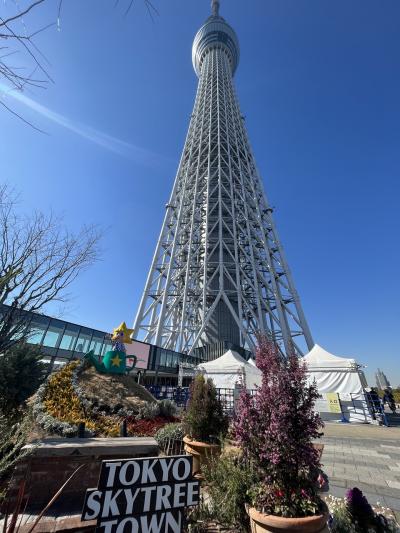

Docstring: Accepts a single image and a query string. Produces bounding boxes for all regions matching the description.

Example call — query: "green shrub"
[136,402,160,420]
[202,451,257,532]
[0,410,34,488]
[0,343,44,415]
[183,374,228,442]
[158,399,177,417]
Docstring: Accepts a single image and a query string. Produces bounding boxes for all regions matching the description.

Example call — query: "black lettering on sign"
[95,508,183,533]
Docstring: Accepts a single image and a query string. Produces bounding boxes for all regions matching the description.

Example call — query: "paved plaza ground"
[321,418,400,521]
[1,419,400,531]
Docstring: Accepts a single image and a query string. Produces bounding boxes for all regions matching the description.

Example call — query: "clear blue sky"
[1,0,399,386]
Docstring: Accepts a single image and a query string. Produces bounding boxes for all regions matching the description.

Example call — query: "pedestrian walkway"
[320,422,400,522]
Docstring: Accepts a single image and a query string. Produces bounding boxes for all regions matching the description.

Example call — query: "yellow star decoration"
[112,321,134,344]
[111,354,122,367]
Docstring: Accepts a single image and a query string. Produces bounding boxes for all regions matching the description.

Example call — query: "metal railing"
[364,391,389,426]
[145,385,256,414]
[146,385,190,407]
[146,385,393,426]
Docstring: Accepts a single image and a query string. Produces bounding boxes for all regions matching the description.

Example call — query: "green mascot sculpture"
[84,322,137,375]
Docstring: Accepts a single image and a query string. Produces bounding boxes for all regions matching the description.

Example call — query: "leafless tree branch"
[0,0,159,125]
[0,0,45,28]
[0,99,46,131]
[0,183,102,354]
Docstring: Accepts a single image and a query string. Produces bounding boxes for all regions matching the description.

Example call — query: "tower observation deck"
[133,1,314,356]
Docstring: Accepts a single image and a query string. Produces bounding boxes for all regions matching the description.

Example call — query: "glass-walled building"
[144,345,203,387]
[0,304,203,385]
[0,304,114,369]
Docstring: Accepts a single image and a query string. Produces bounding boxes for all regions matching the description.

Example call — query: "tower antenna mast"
[211,0,220,16]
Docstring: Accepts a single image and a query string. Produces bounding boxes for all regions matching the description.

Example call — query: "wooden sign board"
[81,455,200,533]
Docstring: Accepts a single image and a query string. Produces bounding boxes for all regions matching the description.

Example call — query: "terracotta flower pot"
[248,506,329,533]
[183,435,221,479]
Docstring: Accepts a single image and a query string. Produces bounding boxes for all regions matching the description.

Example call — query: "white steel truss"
[133,3,314,356]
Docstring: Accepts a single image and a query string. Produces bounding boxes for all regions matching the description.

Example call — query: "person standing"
[383,388,396,414]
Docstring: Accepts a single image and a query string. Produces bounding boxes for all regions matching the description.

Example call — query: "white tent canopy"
[304,344,370,423]
[304,344,362,394]
[304,344,358,372]
[196,349,262,390]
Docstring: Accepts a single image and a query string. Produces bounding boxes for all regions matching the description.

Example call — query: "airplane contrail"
[0,83,169,167]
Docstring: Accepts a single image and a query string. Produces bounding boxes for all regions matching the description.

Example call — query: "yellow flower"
[41,361,123,437]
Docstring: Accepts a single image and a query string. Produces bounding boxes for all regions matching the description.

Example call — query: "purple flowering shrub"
[346,487,375,530]
[345,488,392,532]
[233,338,325,517]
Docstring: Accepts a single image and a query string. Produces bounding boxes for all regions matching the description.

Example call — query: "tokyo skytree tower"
[133,0,314,356]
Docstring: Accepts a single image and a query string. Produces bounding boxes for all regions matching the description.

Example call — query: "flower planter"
[183,436,221,479]
[247,506,329,533]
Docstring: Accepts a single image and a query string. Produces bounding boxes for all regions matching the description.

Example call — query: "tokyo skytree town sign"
[133,0,314,357]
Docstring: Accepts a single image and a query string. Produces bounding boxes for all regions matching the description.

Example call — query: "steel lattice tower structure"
[133,0,314,356]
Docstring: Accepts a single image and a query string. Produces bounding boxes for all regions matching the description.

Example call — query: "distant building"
[375,368,390,389]
[359,371,368,389]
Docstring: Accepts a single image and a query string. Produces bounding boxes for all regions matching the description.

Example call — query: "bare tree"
[0,0,159,127]
[0,184,101,353]
[0,0,54,127]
